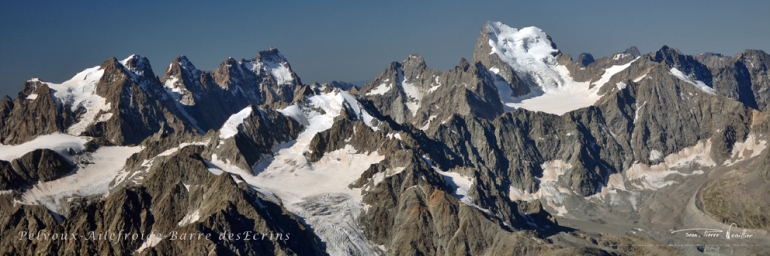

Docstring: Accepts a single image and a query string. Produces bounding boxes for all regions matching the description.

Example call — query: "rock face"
[694,52,732,70]
[210,105,303,172]
[2,21,770,255]
[0,145,326,256]
[1,49,305,147]
[0,82,69,144]
[0,56,199,146]
[87,56,196,145]
[711,50,770,111]
[0,149,75,190]
[355,55,504,131]
[577,53,595,67]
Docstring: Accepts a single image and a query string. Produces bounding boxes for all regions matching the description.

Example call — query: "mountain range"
[1,21,769,255]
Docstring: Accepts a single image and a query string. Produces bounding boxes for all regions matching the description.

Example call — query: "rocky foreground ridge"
[1,21,769,255]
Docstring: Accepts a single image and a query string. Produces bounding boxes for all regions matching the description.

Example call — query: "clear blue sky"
[1,1,768,97]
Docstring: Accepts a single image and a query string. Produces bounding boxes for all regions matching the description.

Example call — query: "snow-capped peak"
[176,55,196,71]
[120,54,137,65]
[485,21,566,91]
[256,47,288,64]
[483,21,615,115]
[485,22,558,57]
[119,54,149,76]
[247,48,297,86]
[118,54,156,87]
[166,55,201,84]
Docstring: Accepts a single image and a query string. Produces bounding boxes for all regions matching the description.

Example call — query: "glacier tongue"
[207,89,386,255]
[0,133,142,216]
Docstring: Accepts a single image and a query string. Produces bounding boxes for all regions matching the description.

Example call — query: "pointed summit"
[175,55,195,68]
[249,48,302,87]
[161,55,207,107]
[624,46,641,57]
[1,95,11,105]
[166,55,201,81]
[212,56,254,90]
[475,21,571,91]
[120,54,155,78]
[577,53,595,66]
[653,45,686,65]
[458,57,470,71]
[403,54,426,66]
[484,21,559,54]
[256,47,288,64]
[99,56,121,70]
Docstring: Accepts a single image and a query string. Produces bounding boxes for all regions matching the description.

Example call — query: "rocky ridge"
[1,20,770,255]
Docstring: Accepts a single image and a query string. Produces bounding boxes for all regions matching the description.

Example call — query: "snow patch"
[400,70,423,116]
[162,76,196,106]
[277,104,309,126]
[370,167,406,186]
[613,53,630,60]
[670,68,715,95]
[96,113,113,123]
[634,101,647,123]
[508,160,571,204]
[724,134,767,165]
[428,76,441,93]
[436,170,473,204]
[219,107,253,139]
[423,156,500,214]
[280,91,379,132]
[366,82,392,96]
[626,140,713,190]
[592,57,639,88]
[386,133,402,140]
[177,209,201,227]
[616,82,627,90]
[420,115,437,131]
[648,149,663,161]
[338,91,380,131]
[0,133,87,161]
[547,201,568,217]
[136,233,163,253]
